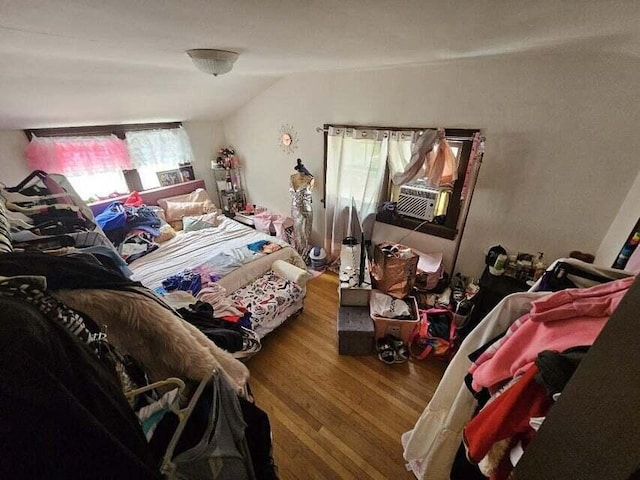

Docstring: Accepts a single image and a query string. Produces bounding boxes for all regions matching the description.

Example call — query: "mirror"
[278,124,298,154]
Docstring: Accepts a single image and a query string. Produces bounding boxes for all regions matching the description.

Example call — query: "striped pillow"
[0,197,12,253]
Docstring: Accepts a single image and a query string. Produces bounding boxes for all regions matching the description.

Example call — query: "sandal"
[386,335,410,363]
[376,337,396,365]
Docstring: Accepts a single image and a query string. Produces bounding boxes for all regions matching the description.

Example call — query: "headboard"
[88,179,207,216]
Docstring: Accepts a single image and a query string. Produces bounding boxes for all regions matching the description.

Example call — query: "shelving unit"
[212,166,246,214]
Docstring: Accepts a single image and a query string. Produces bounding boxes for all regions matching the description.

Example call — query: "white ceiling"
[0,0,638,129]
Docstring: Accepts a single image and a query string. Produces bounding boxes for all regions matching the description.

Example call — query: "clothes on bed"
[96,202,162,250]
[120,230,159,264]
[162,269,203,296]
[0,184,281,478]
[197,282,243,317]
[246,240,282,254]
[128,216,306,292]
[158,244,285,292]
[178,301,247,353]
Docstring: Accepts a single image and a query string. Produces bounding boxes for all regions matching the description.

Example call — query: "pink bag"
[253,212,274,234]
[409,308,457,360]
[253,212,294,242]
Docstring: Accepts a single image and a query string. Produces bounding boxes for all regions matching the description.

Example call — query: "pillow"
[183,213,221,232]
[157,188,217,218]
[163,200,216,222]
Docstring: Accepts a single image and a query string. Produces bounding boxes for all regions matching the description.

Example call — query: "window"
[323,125,482,241]
[24,122,194,202]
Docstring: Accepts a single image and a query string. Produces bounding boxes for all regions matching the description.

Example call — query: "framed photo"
[157,169,183,187]
[179,164,195,182]
[612,217,640,270]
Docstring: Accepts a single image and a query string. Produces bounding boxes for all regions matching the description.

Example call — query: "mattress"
[129,216,306,292]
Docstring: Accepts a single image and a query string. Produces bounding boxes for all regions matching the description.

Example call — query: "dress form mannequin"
[290,159,314,258]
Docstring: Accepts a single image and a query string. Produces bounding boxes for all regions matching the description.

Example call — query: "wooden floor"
[246,273,447,480]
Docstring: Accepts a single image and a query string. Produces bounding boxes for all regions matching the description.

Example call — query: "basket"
[370,292,419,343]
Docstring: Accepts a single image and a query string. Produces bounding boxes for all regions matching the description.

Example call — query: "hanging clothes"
[401,291,549,480]
[0,295,159,479]
[470,276,634,392]
[168,375,256,480]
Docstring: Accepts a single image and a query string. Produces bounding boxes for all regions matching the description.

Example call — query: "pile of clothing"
[0,250,276,479]
[158,269,260,358]
[401,259,634,480]
[95,195,162,263]
[0,176,278,478]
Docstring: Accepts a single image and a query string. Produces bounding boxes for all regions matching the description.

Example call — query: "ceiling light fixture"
[186,49,239,76]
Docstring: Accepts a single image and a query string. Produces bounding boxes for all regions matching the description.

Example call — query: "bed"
[89,181,308,338]
[128,214,308,337]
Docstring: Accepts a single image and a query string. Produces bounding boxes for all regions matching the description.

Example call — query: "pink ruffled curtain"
[25,135,132,176]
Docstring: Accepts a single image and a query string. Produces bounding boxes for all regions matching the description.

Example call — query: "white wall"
[0,130,30,186]
[596,167,640,267]
[183,121,227,196]
[223,51,640,277]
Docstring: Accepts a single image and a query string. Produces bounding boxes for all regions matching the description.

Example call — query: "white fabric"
[272,259,309,288]
[324,127,389,261]
[391,129,438,186]
[125,126,194,169]
[129,216,306,291]
[401,290,550,480]
[388,131,418,201]
[370,290,411,318]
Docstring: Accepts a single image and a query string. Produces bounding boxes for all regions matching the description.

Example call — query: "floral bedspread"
[230,271,303,334]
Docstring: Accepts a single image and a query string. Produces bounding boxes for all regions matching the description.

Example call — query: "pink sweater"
[471,276,635,392]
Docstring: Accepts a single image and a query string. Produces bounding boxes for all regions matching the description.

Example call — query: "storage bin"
[370,294,419,343]
[337,306,375,355]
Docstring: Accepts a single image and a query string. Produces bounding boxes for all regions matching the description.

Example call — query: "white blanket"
[129,216,305,291]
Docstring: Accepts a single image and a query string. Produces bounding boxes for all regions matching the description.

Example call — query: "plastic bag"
[370,242,419,299]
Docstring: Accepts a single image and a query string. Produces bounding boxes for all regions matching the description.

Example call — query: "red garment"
[464,365,552,480]
[124,191,143,207]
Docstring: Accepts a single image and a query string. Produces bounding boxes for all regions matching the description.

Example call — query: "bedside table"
[230,213,255,229]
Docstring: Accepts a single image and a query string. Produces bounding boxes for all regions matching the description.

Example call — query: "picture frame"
[612,217,640,270]
[179,164,195,182]
[157,169,183,187]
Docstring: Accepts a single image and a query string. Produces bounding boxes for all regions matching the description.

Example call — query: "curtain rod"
[315,126,475,141]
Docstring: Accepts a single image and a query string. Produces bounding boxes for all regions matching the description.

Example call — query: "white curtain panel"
[125,126,195,169]
[388,130,418,201]
[324,127,389,261]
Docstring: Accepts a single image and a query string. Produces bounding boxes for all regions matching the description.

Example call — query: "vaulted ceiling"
[0,0,638,128]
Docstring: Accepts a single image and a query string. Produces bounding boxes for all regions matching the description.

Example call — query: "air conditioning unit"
[397,183,445,221]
